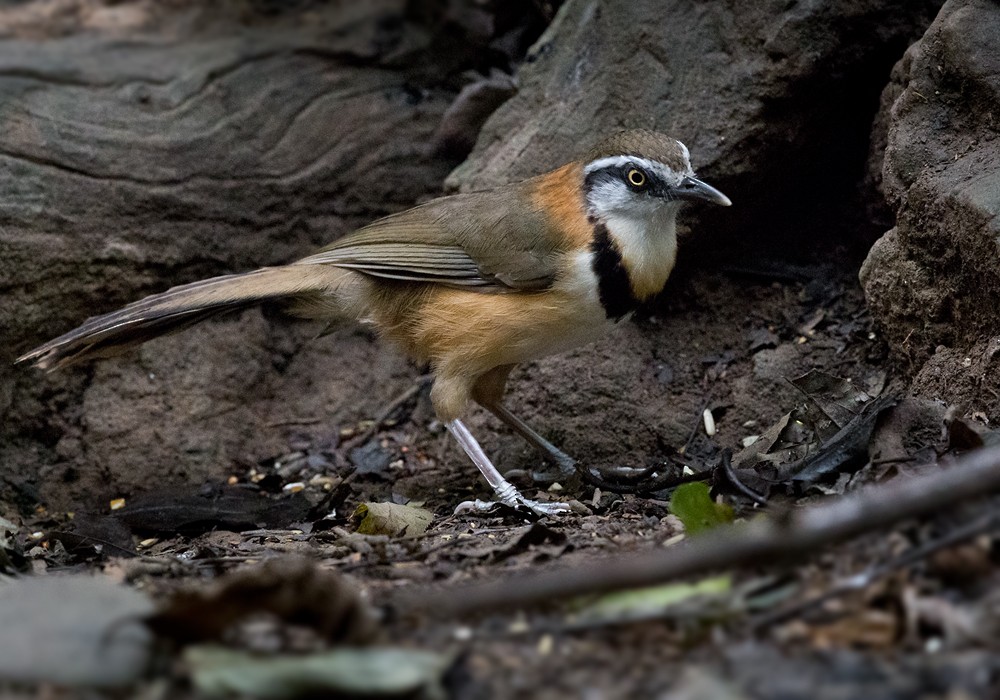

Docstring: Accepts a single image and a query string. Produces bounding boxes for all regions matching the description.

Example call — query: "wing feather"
[296,186,564,292]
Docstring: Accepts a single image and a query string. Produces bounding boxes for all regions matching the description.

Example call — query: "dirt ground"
[7,2,1000,698]
[8,231,1000,700]
[17,248,986,698]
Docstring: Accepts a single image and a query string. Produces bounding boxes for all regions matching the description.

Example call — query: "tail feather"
[17,264,348,370]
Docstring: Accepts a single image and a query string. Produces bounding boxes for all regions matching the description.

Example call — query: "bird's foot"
[454,482,569,517]
[454,498,570,517]
[444,419,570,517]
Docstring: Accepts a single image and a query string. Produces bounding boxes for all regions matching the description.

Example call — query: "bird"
[18,129,731,516]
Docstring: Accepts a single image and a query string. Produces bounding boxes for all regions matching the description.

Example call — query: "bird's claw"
[454,495,570,517]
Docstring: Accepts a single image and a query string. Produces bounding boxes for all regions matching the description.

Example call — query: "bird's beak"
[672,177,732,207]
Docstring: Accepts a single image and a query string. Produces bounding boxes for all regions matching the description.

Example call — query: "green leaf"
[353,502,433,537]
[578,575,732,620]
[186,646,451,699]
[670,482,733,534]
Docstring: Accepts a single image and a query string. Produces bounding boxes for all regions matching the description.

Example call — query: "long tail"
[18,264,350,371]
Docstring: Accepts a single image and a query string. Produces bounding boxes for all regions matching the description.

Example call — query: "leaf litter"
[7,272,1000,697]
[353,501,434,537]
[732,370,897,491]
[0,556,452,696]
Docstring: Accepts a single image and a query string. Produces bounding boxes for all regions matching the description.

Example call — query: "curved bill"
[673,176,732,206]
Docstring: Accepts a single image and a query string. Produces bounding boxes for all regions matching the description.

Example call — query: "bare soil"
[8,2,1000,698]
[21,253,981,699]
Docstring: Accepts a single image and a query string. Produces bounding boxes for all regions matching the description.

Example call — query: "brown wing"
[297,184,564,291]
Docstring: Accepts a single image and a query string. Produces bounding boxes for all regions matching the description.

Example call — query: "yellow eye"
[626,168,646,188]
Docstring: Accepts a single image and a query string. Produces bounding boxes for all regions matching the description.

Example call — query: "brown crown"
[585,129,688,172]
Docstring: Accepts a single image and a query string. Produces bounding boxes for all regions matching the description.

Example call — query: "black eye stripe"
[583,162,659,197]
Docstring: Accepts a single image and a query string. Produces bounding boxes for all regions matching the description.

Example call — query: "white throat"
[604,204,679,300]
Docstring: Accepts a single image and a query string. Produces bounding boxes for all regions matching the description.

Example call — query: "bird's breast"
[405,250,613,374]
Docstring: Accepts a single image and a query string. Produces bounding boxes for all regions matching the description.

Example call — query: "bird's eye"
[626,168,647,189]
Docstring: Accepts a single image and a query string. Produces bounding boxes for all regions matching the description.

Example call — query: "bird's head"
[582,129,731,223]
[578,130,731,306]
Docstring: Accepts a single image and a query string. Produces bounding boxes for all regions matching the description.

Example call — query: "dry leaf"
[353,502,433,537]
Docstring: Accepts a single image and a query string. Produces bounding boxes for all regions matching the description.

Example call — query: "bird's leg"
[481,402,577,480]
[471,364,577,483]
[446,419,568,517]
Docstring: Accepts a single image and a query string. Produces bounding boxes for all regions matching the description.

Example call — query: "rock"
[862,44,918,232]
[860,0,1000,416]
[0,0,952,513]
[867,396,946,463]
[0,575,155,688]
[441,0,940,488]
[432,70,518,159]
[450,0,940,257]
[0,1,534,510]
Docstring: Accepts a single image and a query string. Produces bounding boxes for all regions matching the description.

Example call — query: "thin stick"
[394,446,1000,617]
[577,462,704,494]
[680,399,710,455]
[749,509,1000,631]
[718,450,769,506]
